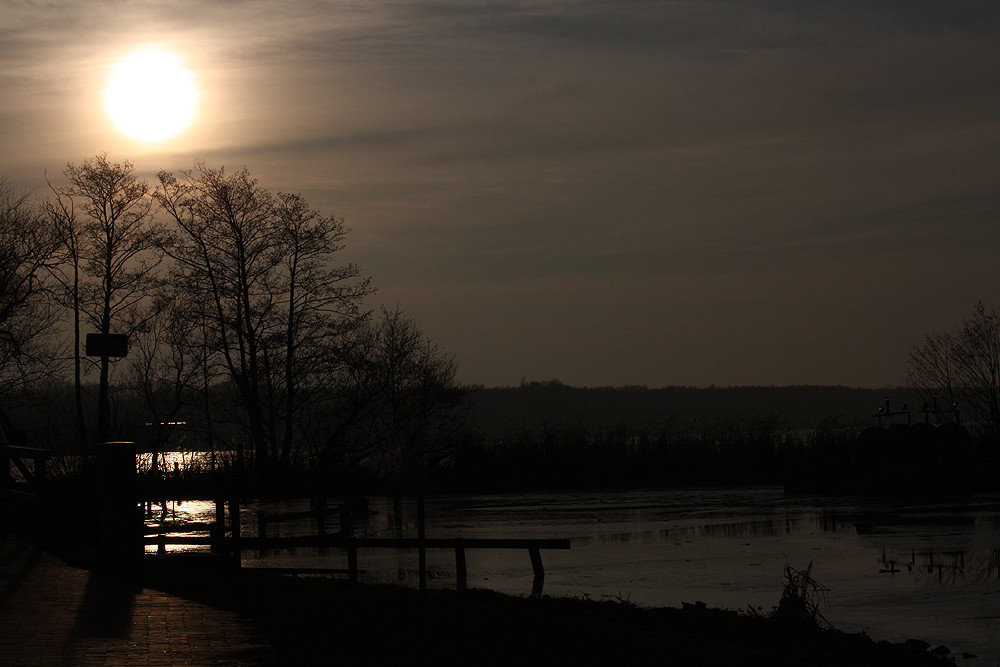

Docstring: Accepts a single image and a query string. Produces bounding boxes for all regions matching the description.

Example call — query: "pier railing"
[1,445,51,534]
[0,445,50,503]
[144,495,570,596]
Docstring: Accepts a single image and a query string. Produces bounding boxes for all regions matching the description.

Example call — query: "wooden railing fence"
[0,446,50,505]
[145,494,571,595]
[3,441,573,594]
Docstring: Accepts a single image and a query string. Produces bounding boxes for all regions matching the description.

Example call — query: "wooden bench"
[143,532,571,595]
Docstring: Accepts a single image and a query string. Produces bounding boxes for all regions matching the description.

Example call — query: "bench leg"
[529,547,544,596]
[455,546,467,590]
[347,544,359,584]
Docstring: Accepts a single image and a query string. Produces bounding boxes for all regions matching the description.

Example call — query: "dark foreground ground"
[139,556,959,666]
[2,531,961,666]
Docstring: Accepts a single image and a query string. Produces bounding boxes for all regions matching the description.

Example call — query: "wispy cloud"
[1,0,998,386]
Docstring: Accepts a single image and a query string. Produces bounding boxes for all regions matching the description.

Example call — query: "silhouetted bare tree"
[45,176,88,452]
[47,154,166,443]
[0,179,61,395]
[123,293,207,467]
[156,164,275,465]
[324,306,463,482]
[272,192,371,465]
[906,302,1000,445]
[155,163,371,468]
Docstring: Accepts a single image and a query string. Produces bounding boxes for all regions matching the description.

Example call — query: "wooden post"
[316,495,327,536]
[257,510,268,557]
[213,493,225,556]
[340,503,354,536]
[529,547,544,597]
[157,534,166,555]
[36,451,50,527]
[228,493,241,568]
[455,542,467,590]
[347,542,358,584]
[392,495,403,529]
[34,451,46,488]
[417,495,427,593]
[1,448,11,527]
[0,447,10,486]
[97,441,140,568]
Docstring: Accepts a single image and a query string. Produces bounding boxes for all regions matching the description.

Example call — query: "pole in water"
[418,494,427,593]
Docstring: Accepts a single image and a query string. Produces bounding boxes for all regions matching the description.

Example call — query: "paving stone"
[0,534,270,666]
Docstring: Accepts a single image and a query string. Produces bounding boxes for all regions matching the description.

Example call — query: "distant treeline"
[462,381,918,437]
[10,378,953,495]
[426,382,930,492]
[437,417,832,492]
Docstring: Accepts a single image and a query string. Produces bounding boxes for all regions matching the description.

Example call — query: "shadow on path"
[0,532,43,605]
[71,570,138,638]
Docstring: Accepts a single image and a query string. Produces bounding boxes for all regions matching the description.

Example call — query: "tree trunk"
[72,273,88,460]
[98,356,110,443]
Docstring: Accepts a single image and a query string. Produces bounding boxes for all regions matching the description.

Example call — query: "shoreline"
[136,554,959,666]
[27,485,987,665]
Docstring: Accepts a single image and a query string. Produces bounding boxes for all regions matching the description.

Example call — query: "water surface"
[146,487,1000,662]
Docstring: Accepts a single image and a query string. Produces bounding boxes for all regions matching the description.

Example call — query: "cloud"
[1,0,998,386]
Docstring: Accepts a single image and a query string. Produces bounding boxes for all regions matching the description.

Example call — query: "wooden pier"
[144,497,570,596]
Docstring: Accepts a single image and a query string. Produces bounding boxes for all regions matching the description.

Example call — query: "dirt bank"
[139,556,958,666]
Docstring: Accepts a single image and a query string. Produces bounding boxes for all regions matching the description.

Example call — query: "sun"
[104,48,198,142]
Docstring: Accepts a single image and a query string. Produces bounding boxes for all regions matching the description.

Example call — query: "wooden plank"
[10,456,33,484]
[232,536,570,550]
[1,447,47,489]
[143,522,217,535]
[250,567,353,576]
[145,532,567,597]
[144,535,216,545]
[0,487,42,504]
[135,445,203,454]
[143,535,571,550]
[0,446,51,458]
[259,507,341,523]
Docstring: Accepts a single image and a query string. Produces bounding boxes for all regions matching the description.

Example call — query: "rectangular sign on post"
[85,333,129,358]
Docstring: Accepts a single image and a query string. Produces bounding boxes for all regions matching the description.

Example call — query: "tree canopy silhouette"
[155,162,372,467]
[906,301,1000,446]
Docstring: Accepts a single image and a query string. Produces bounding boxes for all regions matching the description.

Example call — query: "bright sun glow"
[105,48,198,142]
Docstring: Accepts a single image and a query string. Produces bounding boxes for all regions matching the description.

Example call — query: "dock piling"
[455,541,467,590]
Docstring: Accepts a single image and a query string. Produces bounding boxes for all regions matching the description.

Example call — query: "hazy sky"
[2,0,998,388]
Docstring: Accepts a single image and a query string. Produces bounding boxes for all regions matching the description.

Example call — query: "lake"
[145,487,1000,662]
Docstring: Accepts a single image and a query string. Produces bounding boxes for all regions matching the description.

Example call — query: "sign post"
[85,333,129,358]
[85,333,128,444]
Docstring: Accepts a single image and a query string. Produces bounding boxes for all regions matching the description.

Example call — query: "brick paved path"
[0,533,270,666]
